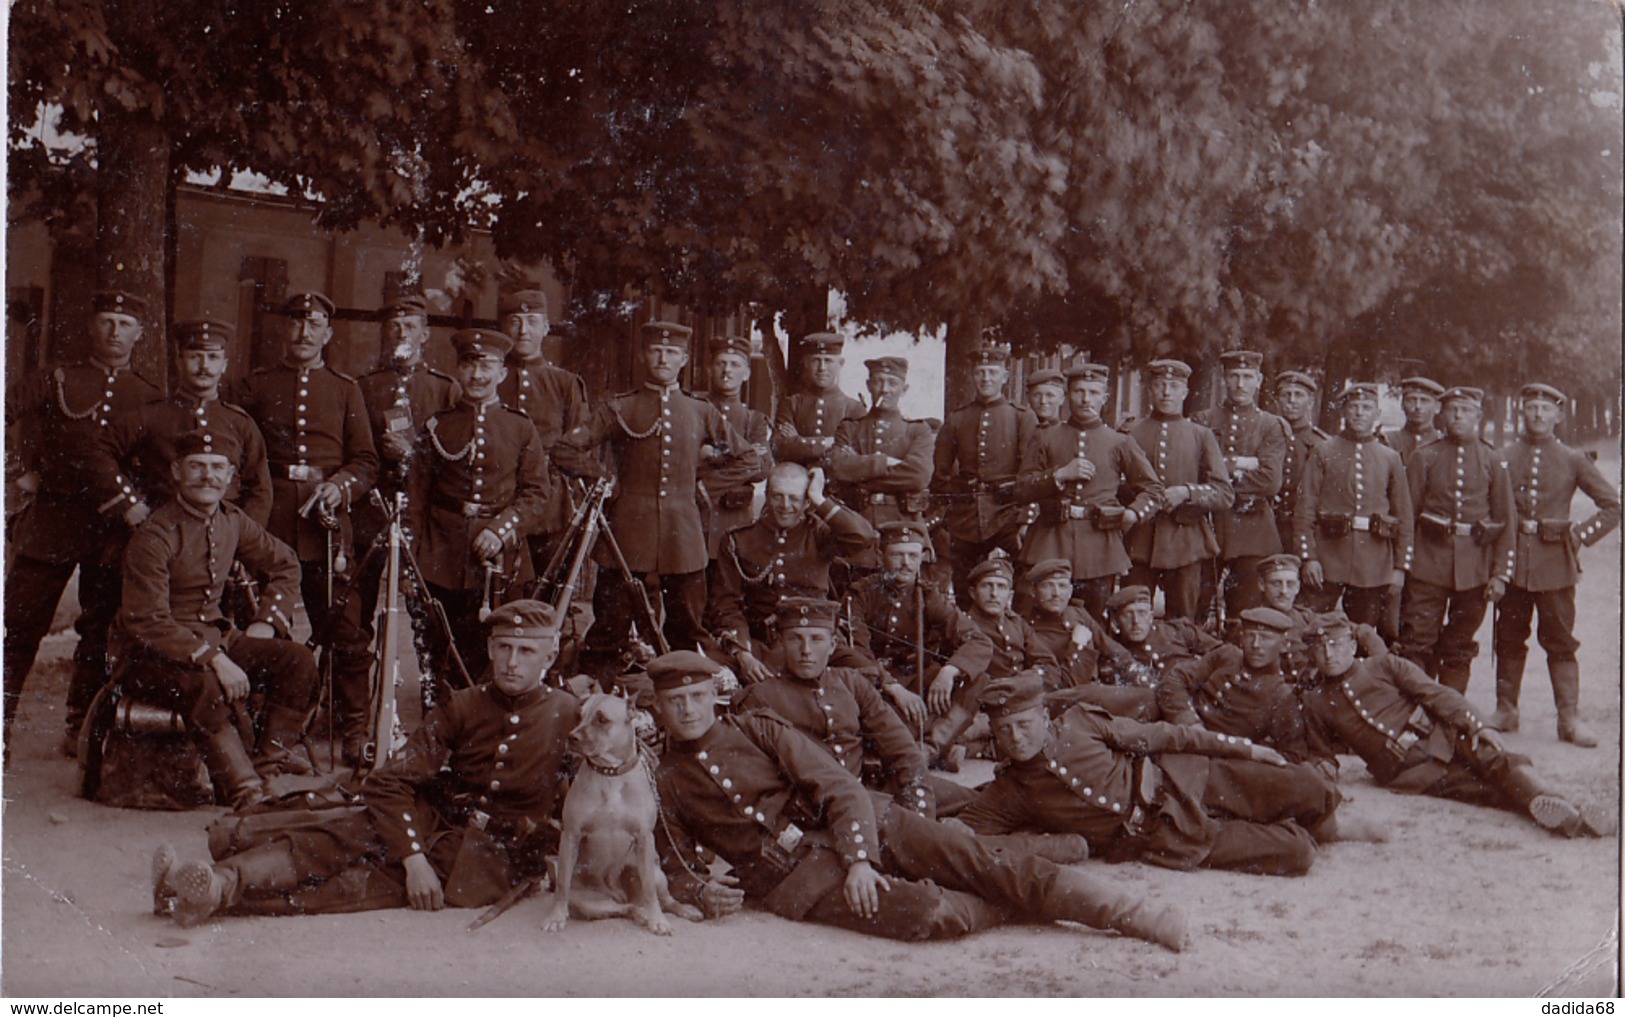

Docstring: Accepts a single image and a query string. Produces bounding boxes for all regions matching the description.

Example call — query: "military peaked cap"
[92,290,148,317]
[980,671,1047,719]
[647,650,724,692]
[1399,376,1446,397]
[451,328,513,360]
[775,597,838,632]
[641,321,692,349]
[283,292,336,320]
[1219,350,1264,371]
[173,319,234,351]
[498,290,550,317]
[1520,383,1566,408]
[484,599,561,639]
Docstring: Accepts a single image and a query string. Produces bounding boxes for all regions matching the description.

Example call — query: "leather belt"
[1518,519,1541,534]
[433,492,501,518]
[279,464,326,482]
[1422,512,1475,537]
[867,492,896,506]
[1350,515,1372,532]
[1063,502,1090,520]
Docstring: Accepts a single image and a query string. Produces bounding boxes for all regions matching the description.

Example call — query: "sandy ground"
[3,447,1620,998]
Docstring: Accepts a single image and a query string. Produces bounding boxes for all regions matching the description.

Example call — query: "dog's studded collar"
[586,755,640,777]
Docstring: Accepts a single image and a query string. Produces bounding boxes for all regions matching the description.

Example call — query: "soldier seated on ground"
[647,650,1190,951]
[112,430,317,811]
[1247,553,1385,683]
[1097,585,1219,692]
[1296,611,1614,840]
[151,600,580,926]
[958,672,1343,876]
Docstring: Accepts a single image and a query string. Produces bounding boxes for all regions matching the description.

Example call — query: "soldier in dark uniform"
[772,332,866,467]
[4,290,162,755]
[406,329,550,692]
[1251,552,1384,685]
[711,463,876,683]
[844,521,994,743]
[346,293,459,761]
[234,292,379,698]
[552,321,760,685]
[648,651,1189,950]
[87,319,272,530]
[1193,350,1288,617]
[829,357,935,569]
[700,335,773,560]
[1157,607,1314,764]
[114,430,315,808]
[932,346,1036,602]
[1270,371,1332,607]
[495,289,590,558]
[925,554,1062,767]
[1300,610,1611,838]
[1013,363,1162,620]
[1397,387,1513,694]
[1096,585,1218,706]
[1385,376,1445,461]
[152,600,579,926]
[1125,359,1235,619]
[1295,382,1414,641]
[960,671,1340,876]
[1489,383,1621,745]
[1020,558,1116,689]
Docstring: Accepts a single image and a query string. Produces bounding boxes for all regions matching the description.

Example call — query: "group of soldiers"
[3,289,1620,949]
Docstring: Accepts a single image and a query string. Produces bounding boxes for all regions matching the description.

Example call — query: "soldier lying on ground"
[648,650,1190,950]
[1096,585,1218,695]
[151,600,579,926]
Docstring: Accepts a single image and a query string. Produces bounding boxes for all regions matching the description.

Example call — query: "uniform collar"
[462,393,502,411]
[868,405,902,420]
[172,390,218,408]
[88,358,128,375]
[483,681,551,711]
[644,381,680,395]
[1340,427,1379,443]
[710,393,746,411]
[281,358,324,372]
[975,394,1008,408]
[174,494,220,523]
[1150,410,1184,422]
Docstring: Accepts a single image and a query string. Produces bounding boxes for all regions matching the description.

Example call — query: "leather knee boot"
[1498,762,1614,838]
[255,704,316,776]
[1487,654,1524,732]
[1550,661,1597,747]
[1039,865,1189,952]
[172,841,305,927]
[198,728,267,810]
[1436,663,1470,694]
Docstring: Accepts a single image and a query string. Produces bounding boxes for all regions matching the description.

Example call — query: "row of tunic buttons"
[1046,755,1123,813]
[658,389,673,500]
[1344,683,1401,741]
[471,406,490,501]
[295,370,312,458]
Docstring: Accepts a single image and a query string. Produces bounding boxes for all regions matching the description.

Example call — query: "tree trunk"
[942,312,984,413]
[779,288,831,397]
[95,105,170,390]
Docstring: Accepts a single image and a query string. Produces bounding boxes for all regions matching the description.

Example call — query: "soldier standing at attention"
[829,356,936,570]
[1270,371,1331,607]
[406,329,550,692]
[932,346,1036,604]
[1295,382,1414,641]
[234,292,378,694]
[1013,362,1162,620]
[1397,387,1513,695]
[773,332,866,467]
[347,293,459,761]
[1194,350,1288,617]
[699,335,773,561]
[88,319,272,531]
[1125,359,1234,619]
[495,289,589,559]
[1488,383,1621,746]
[552,322,759,687]
[4,291,162,757]
[1386,376,1445,461]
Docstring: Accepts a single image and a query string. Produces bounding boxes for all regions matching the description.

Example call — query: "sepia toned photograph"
[3,0,1621,998]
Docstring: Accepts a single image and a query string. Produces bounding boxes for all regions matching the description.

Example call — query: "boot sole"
[172,861,224,929]
[1529,794,1582,834]
[150,845,179,917]
[1558,728,1599,748]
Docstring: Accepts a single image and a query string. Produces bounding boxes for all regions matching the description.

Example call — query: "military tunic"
[932,396,1036,545]
[1385,422,1443,463]
[1405,435,1513,592]
[235,363,379,561]
[497,356,590,535]
[86,394,273,526]
[354,363,459,546]
[1024,602,1116,688]
[700,394,773,557]
[1012,419,1162,580]
[958,703,1331,874]
[1125,413,1234,570]
[406,397,550,591]
[1156,645,1311,762]
[554,382,754,576]
[1192,403,1288,559]
[844,576,994,687]
[1276,422,1330,550]
[829,408,935,558]
[1294,432,1415,587]
[1099,618,1220,689]
[735,667,932,815]
[1498,434,1621,593]
[711,499,876,649]
[773,388,867,466]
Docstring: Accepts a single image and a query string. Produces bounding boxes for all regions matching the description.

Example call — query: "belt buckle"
[469,808,491,832]
[868,493,889,505]
[1520,519,1540,534]
[462,501,482,518]
[1455,522,1475,537]
[1125,804,1149,836]
[776,823,804,853]
[288,464,313,482]
[1351,516,1371,532]
[1066,504,1088,520]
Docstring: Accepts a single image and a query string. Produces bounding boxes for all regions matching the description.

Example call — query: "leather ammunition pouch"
[1471,519,1506,547]
[1091,504,1129,531]
[1170,502,1207,526]
[1418,513,1453,541]
[718,487,755,510]
[900,491,932,515]
[1316,512,1353,538]
[1538,520,1572,544]
[1370,513,1399,541]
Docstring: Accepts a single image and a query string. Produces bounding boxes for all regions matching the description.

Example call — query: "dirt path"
[4,448,1619,997]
